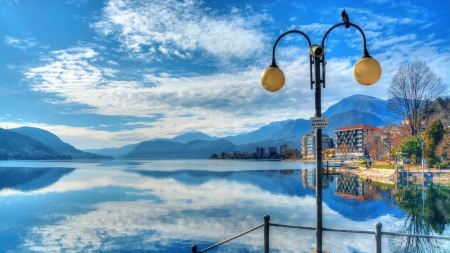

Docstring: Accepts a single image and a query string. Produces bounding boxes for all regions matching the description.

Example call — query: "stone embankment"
[340,161,450,184]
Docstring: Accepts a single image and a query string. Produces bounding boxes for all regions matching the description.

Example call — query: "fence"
[191,215,450,253]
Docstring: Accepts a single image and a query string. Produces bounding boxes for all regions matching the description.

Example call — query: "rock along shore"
[283,159,450,184]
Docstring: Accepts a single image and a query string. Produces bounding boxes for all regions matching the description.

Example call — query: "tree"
[425,119,444,166]
[283,147,295,158]
[323,148,335,159]
[337,143,352,159]
[365,129,387,159]
[436,130,450,162]
[387,59,447,136]
[397,135,423,164]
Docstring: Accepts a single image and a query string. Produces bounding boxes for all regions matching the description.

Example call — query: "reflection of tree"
[390,182,450,252]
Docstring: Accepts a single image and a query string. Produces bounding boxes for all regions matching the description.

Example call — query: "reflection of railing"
[191,215,450,253]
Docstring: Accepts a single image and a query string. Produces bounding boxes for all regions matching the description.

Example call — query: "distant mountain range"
[86,94,392,158]
[0,127,112,160]
[2,94,393,160]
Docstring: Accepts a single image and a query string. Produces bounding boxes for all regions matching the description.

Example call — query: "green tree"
[397,135,423,164]
[436,131,450,162]
[425,119,444,166]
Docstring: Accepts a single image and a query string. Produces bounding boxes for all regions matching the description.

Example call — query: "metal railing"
[191,215,450,253]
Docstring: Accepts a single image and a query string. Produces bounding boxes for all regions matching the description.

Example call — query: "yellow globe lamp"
[260,66,285,92]
[353,56,382,86]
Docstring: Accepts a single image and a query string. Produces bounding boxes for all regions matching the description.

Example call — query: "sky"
[1,0,449,149]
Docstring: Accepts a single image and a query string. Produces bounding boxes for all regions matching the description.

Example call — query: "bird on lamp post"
[341,9,350,28]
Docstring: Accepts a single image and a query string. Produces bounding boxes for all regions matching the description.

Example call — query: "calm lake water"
[0,160,449,253]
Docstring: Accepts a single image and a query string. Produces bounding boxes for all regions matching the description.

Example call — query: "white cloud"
[3,35,38,51]
[90,0,269,62]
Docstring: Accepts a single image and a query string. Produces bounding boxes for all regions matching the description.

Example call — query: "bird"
[341,9,350,28]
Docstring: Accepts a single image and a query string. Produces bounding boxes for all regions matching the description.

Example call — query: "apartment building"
[301,132,330,159]
[334,124,378,157]
[256,147,266,158]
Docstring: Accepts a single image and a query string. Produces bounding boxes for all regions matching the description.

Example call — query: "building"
[256,147,266,158]
[334,124,378,158]
[301,132,330,159]
[268,147,278,157]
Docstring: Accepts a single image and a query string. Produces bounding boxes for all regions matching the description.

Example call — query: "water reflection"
[389,180,450,252]
[0,167,75,191]
[0,161,449,252]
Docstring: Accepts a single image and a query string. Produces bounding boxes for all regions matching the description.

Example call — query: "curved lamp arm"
[320,22,379,87]
[269,30,313,88]
[321,22,370,57]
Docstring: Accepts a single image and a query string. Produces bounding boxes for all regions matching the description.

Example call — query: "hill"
[0,128,70,160]
[224,120,292,145]
[122,139,236,159]
[9,127,111,159]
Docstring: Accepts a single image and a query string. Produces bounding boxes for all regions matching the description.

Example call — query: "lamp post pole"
[313,54,324,251]
[260,11,381,253]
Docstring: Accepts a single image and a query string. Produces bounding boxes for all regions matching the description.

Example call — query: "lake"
[0,160,449,253]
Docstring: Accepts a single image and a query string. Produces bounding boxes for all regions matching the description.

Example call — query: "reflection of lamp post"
[260,11,381,253]
[421,138,424,178]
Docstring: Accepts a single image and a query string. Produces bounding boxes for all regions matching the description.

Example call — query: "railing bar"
[270,223,315,230]
[198,224,264,253]
[381,232,450,240]
[323,227,374,235]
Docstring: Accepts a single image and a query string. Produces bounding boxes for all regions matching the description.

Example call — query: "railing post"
[191,244,197,253]
[264,215,270,253]
[375,222,382,253]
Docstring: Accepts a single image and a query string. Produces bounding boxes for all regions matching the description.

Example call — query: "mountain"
[271,119,311,139]
[122,139,236,159]
[0,128,69,160]
[324,110,385,136]
[84,143,139,158]
[170,132,217,143]
[8,94,391,159]
[235,136,302,153]
[323,94,390,121]
[224,119,293,145]
[90,94,391,157]
[9,127,111,159]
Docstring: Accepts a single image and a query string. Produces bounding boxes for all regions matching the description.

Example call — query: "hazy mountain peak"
[171,132,216,144]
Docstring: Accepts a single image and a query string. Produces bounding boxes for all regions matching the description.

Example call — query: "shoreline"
[283,159,450,184]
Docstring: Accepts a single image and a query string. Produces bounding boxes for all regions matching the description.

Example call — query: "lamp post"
[260,11,381,253]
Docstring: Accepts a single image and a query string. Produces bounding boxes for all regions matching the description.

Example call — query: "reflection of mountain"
[0,167,75,191]
[126,169,404,221]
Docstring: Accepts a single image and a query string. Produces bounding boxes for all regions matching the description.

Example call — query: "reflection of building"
[334,124,378,157]
[302,132,330,159]
[335,173,372,200]
[301,169,329,189]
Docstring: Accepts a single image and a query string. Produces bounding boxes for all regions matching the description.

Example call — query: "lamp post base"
[310,251,329,253]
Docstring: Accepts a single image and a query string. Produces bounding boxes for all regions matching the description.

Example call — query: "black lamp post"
[260,11,381,253]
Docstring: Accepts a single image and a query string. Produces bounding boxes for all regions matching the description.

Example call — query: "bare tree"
[387,59,447,136]
[365,129,387,159]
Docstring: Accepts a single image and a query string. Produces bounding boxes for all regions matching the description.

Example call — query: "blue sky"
[1,0,449,149]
